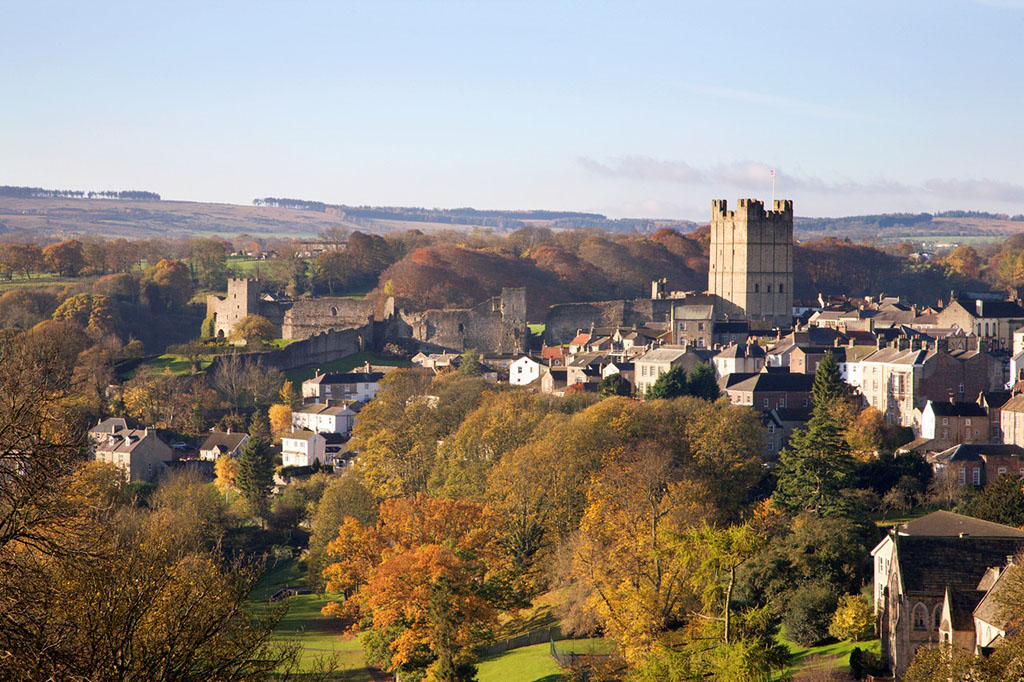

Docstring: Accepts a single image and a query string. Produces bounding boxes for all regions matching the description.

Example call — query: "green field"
[284,351,411,384]
[476,638,608,682]
[0,273,88,291]
[252,558,374,680]
[776,630,880,677]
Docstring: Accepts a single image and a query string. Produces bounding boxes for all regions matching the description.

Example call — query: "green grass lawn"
[0,273,88,291]
[284,351,411,384]
[120,353,216,379]
[776,630,880,677]
[476,638,608,682]
[251,558,373,680]
[528,323,546,336]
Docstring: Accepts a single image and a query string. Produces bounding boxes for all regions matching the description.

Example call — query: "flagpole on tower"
[770,168,775,205]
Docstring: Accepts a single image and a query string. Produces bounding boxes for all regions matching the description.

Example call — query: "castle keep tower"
[708,199,793,327]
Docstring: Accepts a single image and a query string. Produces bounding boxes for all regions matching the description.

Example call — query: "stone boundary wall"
[206,321,380,375]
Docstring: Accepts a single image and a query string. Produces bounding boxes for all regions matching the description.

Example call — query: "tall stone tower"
[708,198,793,327]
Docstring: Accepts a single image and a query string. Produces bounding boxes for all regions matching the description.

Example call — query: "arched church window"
[331,306,338,316]
[913,603,928,631]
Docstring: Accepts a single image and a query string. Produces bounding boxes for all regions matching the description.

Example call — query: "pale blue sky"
[3,0,1024,219]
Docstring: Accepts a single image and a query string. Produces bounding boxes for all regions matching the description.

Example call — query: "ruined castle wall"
[206,321,379,374]
[399,288,527,353]
[281,298,376,340]
[544,298,671,344]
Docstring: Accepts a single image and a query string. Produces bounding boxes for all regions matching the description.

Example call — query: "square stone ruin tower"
[707,198,793,327]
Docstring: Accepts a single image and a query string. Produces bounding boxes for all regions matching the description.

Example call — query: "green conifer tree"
[235,436,274,525]
[646,365,688,400]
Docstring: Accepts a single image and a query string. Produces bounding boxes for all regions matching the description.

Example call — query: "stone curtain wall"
[282,298,376,340]
[206,321,379,374]
[543,298,672,344]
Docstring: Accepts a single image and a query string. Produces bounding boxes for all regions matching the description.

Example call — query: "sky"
[2,0,1024,220]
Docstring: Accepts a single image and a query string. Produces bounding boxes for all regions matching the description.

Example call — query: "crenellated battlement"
[712,198,793,223]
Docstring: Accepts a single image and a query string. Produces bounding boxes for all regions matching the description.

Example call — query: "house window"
[959,384,965,394]
[803,399,808,407]
[779,283,784,293]
[965,419,972,426]
[959,468,967,485]
[754,284,760,293]
[764,398,769,408]
[697,322,705,331]
[973,468,982,486]
[679,322,686,331]
[942,418,949,426]
[913,603,928,631]
[999,467,1008,475]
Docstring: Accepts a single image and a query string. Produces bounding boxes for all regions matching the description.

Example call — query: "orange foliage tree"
[322,494,512,682]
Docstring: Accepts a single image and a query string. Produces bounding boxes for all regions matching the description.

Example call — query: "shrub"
[783,584,839,646]
[829,594,875,641]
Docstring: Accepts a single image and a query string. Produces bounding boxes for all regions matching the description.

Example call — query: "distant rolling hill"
[1,194,1022,245]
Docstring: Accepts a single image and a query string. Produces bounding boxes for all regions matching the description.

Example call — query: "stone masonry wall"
[543,298,672,344]
[282,298,376,340]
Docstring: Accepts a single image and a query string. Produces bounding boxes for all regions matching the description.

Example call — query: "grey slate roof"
[897,510,1024,538]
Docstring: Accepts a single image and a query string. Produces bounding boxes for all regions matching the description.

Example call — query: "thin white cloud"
[579,155,1024,205]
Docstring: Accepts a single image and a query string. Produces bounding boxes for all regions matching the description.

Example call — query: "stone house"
[857,342,1003,430]
[94,427,174,482]
[999,393,1024,447]
[87,417,128,448]
[291,402,357,436]
[936,296,1024,351]
[971,560,1022,655]
[871,510,1024,677]
[281,429,326,468]
[978,391,1011,443]
[790,345,839,375]
[602,361,635,392]
[540,368,567,396]
[198,431,249,461]
[302,370,384,403]
[920,400,989,449]
[719,372,814,411]
[928,443,1024,487]
[634,347,688,396]
[712,342,766,377]
[509,355,542,386]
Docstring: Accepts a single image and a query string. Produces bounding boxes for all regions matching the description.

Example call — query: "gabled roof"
[636,348,688,365]
[199,431,248,452]
[305,372,384,385]
[715,343,766,360]
[930,443,1024,463]
[974,562,1023,631]
[926,400,988,418]
[896,510,1024,539]
[283,429,319,440]
[897,535,1024,593]
[569,333,592,346]
[89,417,128,434]
[1002,394,1024,414]
[541,345,566,360]
[672,304,715,320]
[723,372,815,394]
[95,429,163,454]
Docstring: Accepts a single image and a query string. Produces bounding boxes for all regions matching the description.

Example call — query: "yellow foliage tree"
[214,456,239,494]
[828,594,875,641]
[268,403,292,441]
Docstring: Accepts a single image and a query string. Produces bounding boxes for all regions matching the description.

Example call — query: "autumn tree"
[268,403,293,441]
[143,259,194,309]
[52,292,121,336]
[42,239,85,276]
[306,473,378,589]
[828,594,874,641]
[232,314,276,344]
[572,445,710,666]
[322,495,509,682]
